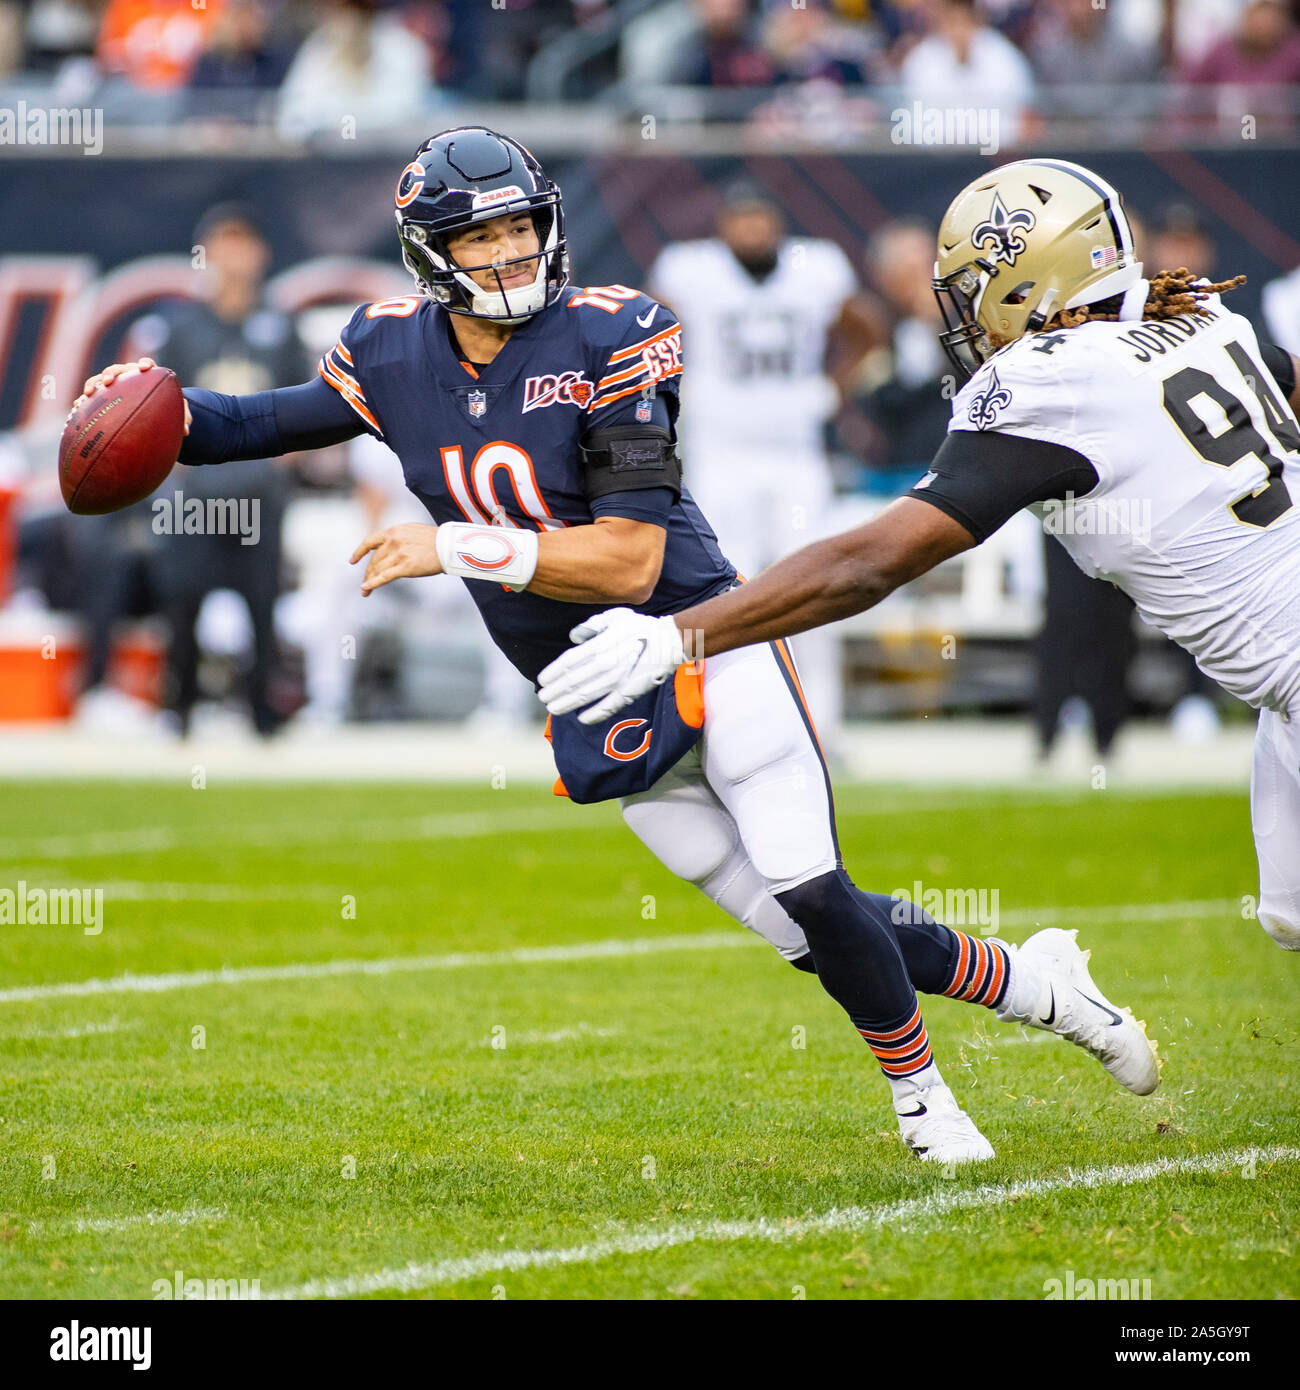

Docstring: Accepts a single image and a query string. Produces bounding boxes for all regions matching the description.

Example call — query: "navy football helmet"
[394,127,568,324]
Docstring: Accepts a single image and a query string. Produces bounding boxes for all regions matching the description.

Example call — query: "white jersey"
[650,237,856,464]
[949,297,1300,712]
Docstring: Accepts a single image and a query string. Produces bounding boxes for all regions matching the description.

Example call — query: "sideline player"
[650,186,859,746]
[80,133,1157,1166]
[539,157,1300,959]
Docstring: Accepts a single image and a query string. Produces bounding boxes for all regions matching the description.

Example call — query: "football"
[58,366,185,515]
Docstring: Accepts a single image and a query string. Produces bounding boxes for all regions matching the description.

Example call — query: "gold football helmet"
[933,158,1143,380]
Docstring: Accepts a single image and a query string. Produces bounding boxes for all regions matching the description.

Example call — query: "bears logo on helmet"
[395,161,425,210]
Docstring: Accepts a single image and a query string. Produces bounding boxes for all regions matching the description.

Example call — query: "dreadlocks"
[1047,268,1247,331]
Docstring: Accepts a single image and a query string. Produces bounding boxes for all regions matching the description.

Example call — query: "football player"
[81,134,1158,1167]
[540,158,1300,968]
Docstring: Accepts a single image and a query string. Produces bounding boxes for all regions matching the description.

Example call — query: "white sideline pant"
[685,451,844,745]
[1251,707,1300,949]
[620,642,839,961]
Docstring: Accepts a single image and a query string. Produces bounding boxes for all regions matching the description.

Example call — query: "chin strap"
[1118,279,1150,323]
[466,267,548,322]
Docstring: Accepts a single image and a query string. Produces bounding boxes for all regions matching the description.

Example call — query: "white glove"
[537,608,686,725]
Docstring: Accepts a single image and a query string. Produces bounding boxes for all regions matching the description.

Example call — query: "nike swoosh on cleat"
[1041,986,1056,1026]
[636,305,658,328]
[896,1103,927,1118]
[1076,989,1123,1026]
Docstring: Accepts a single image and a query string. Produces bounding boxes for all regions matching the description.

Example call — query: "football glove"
[537,608,685,725]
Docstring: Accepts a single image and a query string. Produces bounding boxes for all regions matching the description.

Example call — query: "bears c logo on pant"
[603,718,652,761]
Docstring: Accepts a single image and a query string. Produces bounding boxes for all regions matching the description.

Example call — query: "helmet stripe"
[1022,158,1132,256]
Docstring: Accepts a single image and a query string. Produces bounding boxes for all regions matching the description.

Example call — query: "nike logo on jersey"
[897,1103,927,1118]
[1076,990,1123,1026]
[636,304,658,329]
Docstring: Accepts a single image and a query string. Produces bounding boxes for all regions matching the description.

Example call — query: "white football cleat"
[894,1085,995,1164]
[999,927,1159,1095]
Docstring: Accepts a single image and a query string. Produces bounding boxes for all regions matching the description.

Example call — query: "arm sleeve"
[908,430,1100,543]
[1260,341,1297,399]
[178,376,365,464]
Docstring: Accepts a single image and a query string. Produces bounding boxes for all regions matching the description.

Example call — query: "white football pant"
[620,641,838,962]
[686,450,844,747]
[1251,707,1300,949]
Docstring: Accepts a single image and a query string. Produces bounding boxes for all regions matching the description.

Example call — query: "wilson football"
[59,366,185,515]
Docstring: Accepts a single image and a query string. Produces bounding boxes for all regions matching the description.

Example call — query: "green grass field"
[0,778,1295,1300]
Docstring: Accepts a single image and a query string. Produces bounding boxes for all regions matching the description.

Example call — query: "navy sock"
[775,869,933,1077]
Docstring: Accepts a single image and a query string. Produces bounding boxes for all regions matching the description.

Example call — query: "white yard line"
[24,1206,229,1236]
[0,897,1244,1006]
[0,931,753,1004]
[6,1019,137,1040]
[267,1145,1299,1299]
[75,881,353,904]
[67,1207,228,1235]
[481,1023,622,1046]
[0,809,571,861]
[996,898,1241,928]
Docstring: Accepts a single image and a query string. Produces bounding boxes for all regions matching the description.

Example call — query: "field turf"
[0,779,1295,1300]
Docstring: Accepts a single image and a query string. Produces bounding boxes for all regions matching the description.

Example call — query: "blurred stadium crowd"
[0,0,1297,133]
[1,0,1298,752]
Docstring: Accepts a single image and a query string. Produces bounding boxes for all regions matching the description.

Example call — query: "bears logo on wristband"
[455,528,520,572]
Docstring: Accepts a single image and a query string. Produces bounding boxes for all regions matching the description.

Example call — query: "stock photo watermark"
[891,881,999,935]
[1041,492,1153,544]
[1044,1269,1153,1300]
[1,882,102,935]
[50,1323,150,1369]
[0,102,103,156]
[890,103,1000,157]
[152,1268,261,1300]
[152,490,261,546]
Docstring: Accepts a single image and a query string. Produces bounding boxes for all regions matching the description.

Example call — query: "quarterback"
[81,134,1158,1167]
[541,158,1300,963]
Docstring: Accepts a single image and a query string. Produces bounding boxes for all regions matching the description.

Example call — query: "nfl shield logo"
[468,389,487,419]
[635,397,653,423]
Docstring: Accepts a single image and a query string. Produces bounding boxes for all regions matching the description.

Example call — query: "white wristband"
[435,522,539,592]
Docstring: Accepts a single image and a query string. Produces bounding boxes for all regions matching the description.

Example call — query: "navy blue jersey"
[318,286,736,682]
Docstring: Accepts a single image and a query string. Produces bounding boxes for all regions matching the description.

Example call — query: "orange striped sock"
[941,933,1011,1008]
[857,1004,933,1079]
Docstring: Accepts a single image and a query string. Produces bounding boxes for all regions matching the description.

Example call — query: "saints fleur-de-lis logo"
[968,366,1012,429]
[971,193,1036,267]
